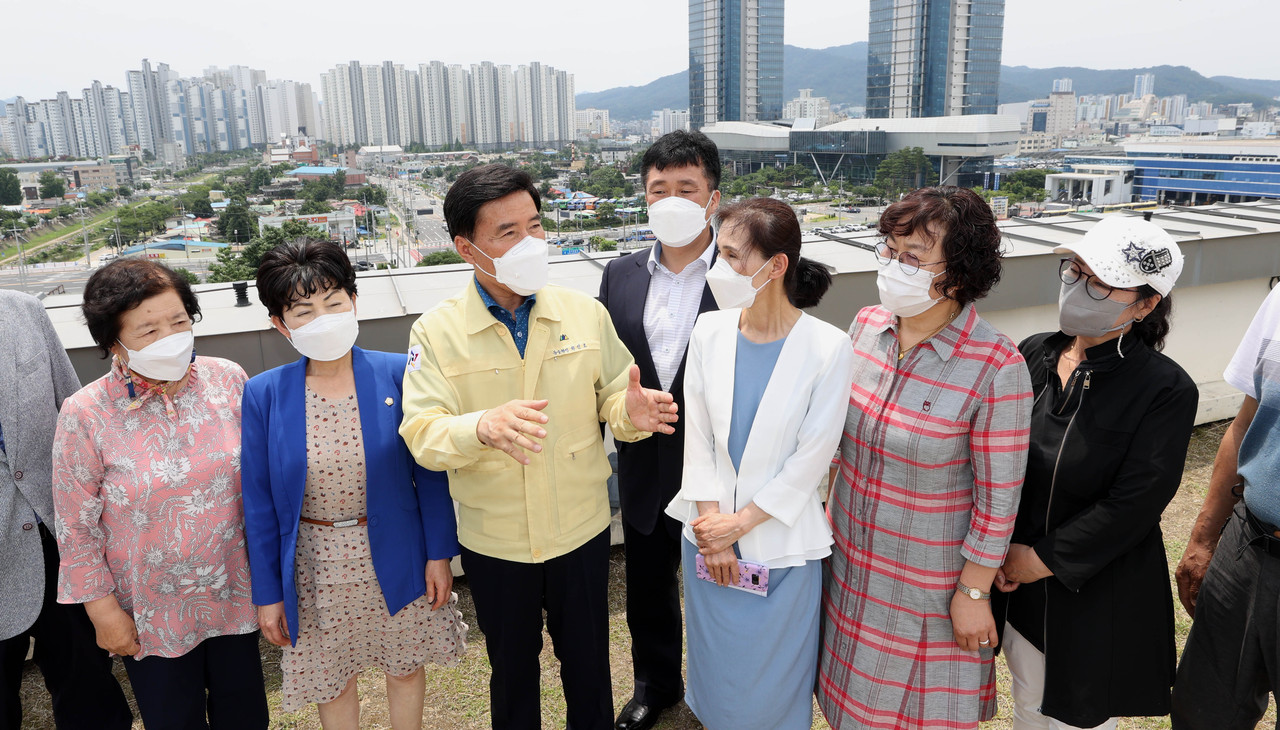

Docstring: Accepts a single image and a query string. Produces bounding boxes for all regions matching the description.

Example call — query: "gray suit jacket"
[0,290,82,639]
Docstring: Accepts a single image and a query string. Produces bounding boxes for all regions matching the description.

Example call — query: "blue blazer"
[240,347,458,646]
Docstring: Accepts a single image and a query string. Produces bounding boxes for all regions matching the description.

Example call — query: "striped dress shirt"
[643,236,717,392]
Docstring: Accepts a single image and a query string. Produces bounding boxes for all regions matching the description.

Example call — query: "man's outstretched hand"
[624,365,678,435]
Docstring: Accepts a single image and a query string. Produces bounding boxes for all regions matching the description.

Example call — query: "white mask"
[120,330,195,381]
[286,309,359,362]
[470,235,549,296]
[648,195,713,247]
[706,257,772,309]
[877,262,946,318]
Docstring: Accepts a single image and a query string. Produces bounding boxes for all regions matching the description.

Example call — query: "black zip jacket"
[992,331,1198,727]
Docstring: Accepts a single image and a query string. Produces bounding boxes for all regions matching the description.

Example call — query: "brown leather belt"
[299,517,368,528]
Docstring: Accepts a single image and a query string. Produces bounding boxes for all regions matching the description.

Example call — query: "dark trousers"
[1173,503,1280,729]
[0,525,131,730]
[122,631,268,730]
[621,515,684,708]
[461,528,612,730]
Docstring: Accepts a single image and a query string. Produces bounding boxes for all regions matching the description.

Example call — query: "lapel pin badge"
[385,397,394,406]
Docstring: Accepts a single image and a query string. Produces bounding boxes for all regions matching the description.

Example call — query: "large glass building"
[689,0,785,129]
[866,0,1004,119]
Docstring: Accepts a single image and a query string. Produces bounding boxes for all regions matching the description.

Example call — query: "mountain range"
[576,42,1280,121]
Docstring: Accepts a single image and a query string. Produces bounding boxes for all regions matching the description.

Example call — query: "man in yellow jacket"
[400,163,677,730]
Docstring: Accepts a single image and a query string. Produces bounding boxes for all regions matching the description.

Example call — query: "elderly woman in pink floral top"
[52,259,268,730]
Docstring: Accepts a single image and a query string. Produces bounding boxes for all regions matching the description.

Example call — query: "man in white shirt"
[597,130,722,730]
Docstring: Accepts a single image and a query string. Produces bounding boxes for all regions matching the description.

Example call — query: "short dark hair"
[641,130,722,191]
[878,186,1004,306]
[82,259,202,359]
[443,164,541,242]
[255,237,358,319]
[717,197,831,308]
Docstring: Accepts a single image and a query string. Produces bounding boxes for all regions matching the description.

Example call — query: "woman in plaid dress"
[818,186,1032,730]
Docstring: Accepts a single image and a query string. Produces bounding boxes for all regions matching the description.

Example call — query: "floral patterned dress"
[52,356,258,659]
[280,388,466,710]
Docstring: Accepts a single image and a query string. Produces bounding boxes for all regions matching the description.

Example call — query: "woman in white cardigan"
[666,197,856,729]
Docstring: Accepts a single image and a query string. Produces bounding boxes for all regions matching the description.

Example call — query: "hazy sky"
[2,0,1275,100]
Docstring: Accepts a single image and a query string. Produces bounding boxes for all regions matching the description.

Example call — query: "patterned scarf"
[113,356,194,419]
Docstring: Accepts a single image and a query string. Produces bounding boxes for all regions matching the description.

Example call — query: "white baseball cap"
[1054,216,1183,297]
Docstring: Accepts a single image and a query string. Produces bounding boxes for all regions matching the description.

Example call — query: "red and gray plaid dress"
[818,304,1031,730]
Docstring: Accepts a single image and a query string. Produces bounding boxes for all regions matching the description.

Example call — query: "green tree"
[416,250,465,267]
[179,185,214,217]
[0,168,22,205]
[582,167,630,199]
[207,220,314,283]
[172,267,200,285]
[874,147,937,200]
[38,170,66,200]
[594,202,619,226]
[299,199,332,214]
[118,186,132,198]
[247,167,273,193]
[216,201,259,243]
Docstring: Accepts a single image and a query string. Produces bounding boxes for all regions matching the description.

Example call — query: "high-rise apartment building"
[688,0,785,129]
[1052,78,1073,93]
[5,59,312,162]
[866,0,1005,118]
[575,108,611,137]
[320,59,575,151]
[783,89,833,125]
[651,108,692,137]
[1134,73,1156,99]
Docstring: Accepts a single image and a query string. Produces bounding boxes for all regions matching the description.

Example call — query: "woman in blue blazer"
[241,238,466,728]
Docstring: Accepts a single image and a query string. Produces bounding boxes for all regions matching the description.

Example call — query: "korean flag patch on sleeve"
[407,344,424,372]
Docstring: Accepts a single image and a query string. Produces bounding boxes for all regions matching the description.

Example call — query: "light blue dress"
[683,332,822,730]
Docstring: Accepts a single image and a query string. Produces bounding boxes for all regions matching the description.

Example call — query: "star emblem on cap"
[1121,241,1146,264]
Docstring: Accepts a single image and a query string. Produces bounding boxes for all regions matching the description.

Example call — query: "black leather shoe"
[614,697,670,730]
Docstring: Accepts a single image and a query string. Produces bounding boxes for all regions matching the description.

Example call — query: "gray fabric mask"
[1058,279,1135,338]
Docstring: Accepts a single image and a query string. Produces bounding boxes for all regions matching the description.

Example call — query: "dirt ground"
[18,420,1276,729]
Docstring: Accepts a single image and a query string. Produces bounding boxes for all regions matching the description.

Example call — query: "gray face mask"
[1058,279,1136,338]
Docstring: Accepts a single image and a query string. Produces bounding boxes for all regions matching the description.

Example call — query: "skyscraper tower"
[688,0,784,129]
[1134,73,1155,99]
[866,0,1005,119]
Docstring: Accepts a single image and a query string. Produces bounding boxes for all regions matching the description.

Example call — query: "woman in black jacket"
[993,216,1199,729]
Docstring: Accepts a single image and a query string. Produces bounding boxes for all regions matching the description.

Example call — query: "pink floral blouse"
[52,356,258,659]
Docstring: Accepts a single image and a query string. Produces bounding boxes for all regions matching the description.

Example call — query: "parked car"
[353,260,374,271]
[101,253,118,261]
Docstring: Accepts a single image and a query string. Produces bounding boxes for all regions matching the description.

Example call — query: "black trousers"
[0,525,132,730]
[122,631,268,730]
[621,515,684,708]
[1173,503,1280,729]
[461,528,612,730]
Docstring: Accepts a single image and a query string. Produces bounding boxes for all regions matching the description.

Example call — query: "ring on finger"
[979,639,991,645]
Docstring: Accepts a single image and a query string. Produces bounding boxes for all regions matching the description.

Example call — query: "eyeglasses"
[1059,258,1139,301]
[874,240,946,275]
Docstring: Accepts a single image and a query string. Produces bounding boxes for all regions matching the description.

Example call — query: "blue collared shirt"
[474,277,537,358]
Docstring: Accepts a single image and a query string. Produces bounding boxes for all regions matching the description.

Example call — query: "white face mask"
[877,262,946,318]
[648,194,713,247]
[120,330,195,381]
[286,309,359,362]
[706,256,772,309]
[470,235,549,296]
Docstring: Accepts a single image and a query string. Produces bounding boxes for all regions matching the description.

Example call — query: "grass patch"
[19,421,1271,728]
[1,203,137,263]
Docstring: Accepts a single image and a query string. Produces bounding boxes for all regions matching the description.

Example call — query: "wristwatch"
[956,581,990,601]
